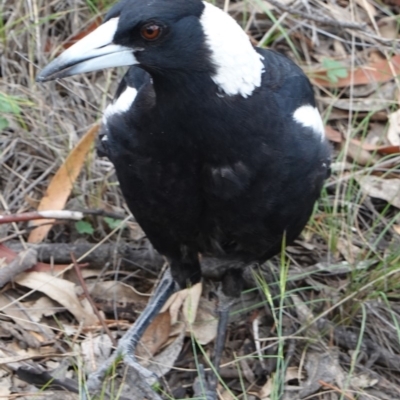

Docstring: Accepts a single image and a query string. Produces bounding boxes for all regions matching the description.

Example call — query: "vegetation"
[1,0,400,399]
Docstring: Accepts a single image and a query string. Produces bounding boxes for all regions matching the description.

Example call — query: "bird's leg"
[84,267,179,395]
[202,268,244,400]
[205,290,236,399]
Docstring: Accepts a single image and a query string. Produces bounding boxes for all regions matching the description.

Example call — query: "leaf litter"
[1,0,400,398]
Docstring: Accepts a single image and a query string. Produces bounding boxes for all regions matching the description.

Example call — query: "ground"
[1,0,400,399]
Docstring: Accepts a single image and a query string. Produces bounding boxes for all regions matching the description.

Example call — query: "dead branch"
[0,248,37,287]
[265,0,366,30]
[0,209,127,224]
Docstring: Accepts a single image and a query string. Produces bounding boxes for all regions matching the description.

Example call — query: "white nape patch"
[293,105,325,139]
[200,2,264,98]
[103,86,138,122]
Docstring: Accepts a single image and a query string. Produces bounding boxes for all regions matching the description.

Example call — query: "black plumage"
[100,53,329,292]
[37,0,331,397]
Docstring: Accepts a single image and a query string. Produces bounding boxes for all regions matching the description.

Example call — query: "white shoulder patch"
[103,86,138,122]
[200,2,264,98]
[293,105,325,139]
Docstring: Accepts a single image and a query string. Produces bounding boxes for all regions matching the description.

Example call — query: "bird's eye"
[140,24,162,41]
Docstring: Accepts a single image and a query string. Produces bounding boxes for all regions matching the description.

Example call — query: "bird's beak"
[36,18,137,82]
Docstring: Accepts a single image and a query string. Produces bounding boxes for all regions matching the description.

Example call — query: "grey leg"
[205,291,235,400]
[83,268,179,398]
[205,268,244,400]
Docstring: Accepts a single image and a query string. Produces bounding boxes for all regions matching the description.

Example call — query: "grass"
[1,0,400,399]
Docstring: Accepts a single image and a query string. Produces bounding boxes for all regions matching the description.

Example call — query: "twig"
[0,210,84,224]
[252,313,267,369]
[6,241,163,274]
[265,0,366,30]
[0,249,37,287]
[0,209,128,224]
[71,252,117,347]
[318,380,355,400]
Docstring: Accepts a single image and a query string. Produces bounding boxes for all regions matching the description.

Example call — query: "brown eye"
[140,24,162,41]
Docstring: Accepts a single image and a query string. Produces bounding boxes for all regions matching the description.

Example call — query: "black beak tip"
[36,62,61,83]
[36,74,46,83]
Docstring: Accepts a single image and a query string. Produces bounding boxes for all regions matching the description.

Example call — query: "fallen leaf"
[189,299,218,345]
[28,124,98,243]
[136,311,171,361]
[258,367,301,399]
[345,141,378,166]
[162,282,202,325]
[378,16,399,39]
[0,294,54,337]
[80,333,114,374]
[320,81,396,111]
[350,373,379,389]
[299,349,345,398]
[336,237,362,264]
[311,54,400,88]
[183,282,202,324]
[147,328,185,378]
[350,139,400,155]
[14,272,98,326]
[356,175,400,209]
[0,370,11,397]
[88,281,148,304]
[355,0,377,17]
[325,125,342,143]
[387,109,400,146]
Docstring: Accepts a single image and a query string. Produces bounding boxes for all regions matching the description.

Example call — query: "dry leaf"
[356,176,400,209]
[15,272,98,326]
[387,109,400,146]
[320,81,396,111]
[147,328,185,378]
[345,141,378,166]
[299,349,345,398]
[88,280,148,304]
[355,0,377,17]
[162,282,202,325]
[80,333,113,374]
[229,0,295,14]
[0,371,11,397]
[350,373,379,389]
[325,125,342,143]
[0,294,54,337]
[126,221,146,241]
[336,237,362,264]
[219,388,235,400]
[136,311,171,361]
[378,16,398,39]
[311,54,400,88]
[258,367,301,399]
[28,124,98,243]
[183,282,202,324]
[189,299,218,345]
[350,139,400,155]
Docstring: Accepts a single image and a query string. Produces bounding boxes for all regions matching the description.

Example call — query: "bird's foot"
[80,268,178,400]
[193,364,219,400]
[119,344,159,385]
[82,347,159,400]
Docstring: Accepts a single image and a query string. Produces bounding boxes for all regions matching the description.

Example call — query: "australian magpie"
[37,0,331,397]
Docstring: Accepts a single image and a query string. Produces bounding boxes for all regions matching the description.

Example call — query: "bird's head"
[37,0,264,97]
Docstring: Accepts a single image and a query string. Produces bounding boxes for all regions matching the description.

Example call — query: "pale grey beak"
[37,18,137,82]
